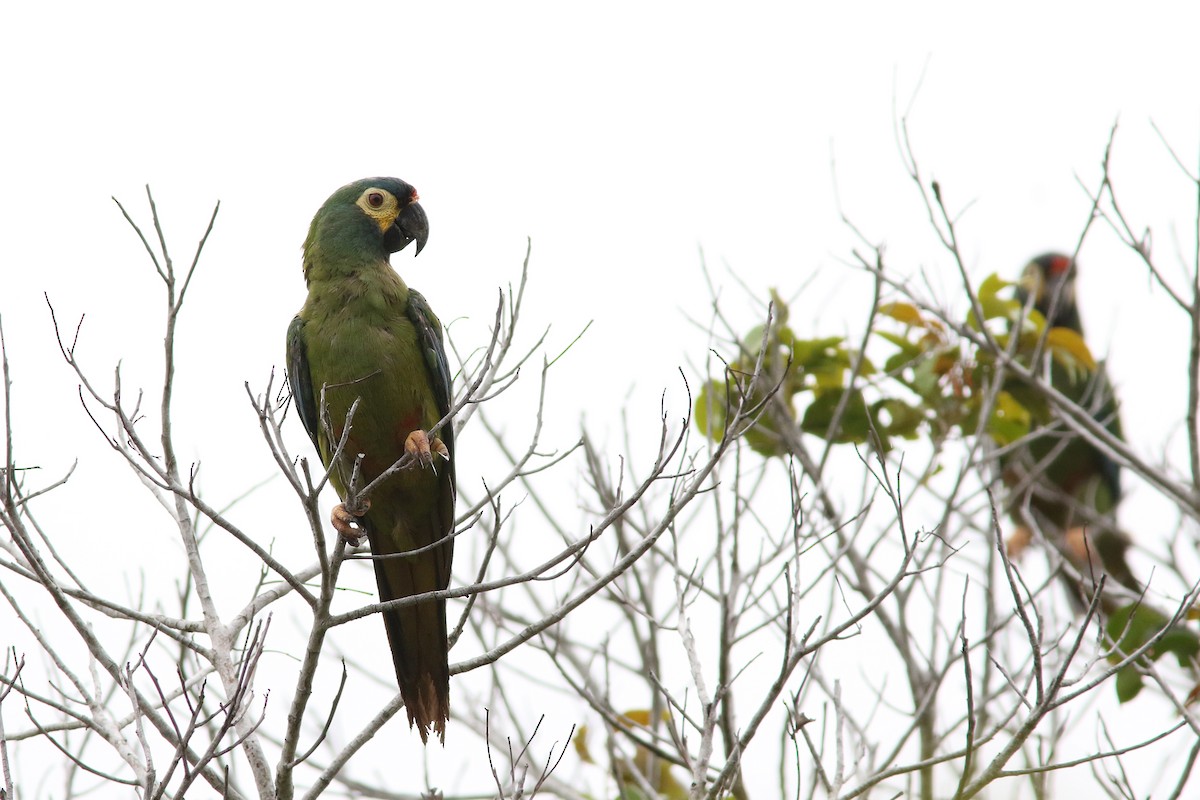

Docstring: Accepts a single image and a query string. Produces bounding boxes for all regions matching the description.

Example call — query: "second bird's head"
[306,177,430,262]
[1017,252,1080,331]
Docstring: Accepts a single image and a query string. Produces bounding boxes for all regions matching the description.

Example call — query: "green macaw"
[1003,252,1138,604]
[287,177,454,743]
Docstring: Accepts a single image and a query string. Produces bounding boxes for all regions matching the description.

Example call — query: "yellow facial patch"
[355,187,401,232]
[1019,261,1044,304]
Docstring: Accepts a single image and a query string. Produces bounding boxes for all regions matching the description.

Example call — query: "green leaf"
[873,398,924,439]
[694,377,789,457]
[1105,604,1200,703]
[876,329,921,357]
[792,336,848,370]
[1047,327,1097,372]
[768,288,791,327]
[1015,308,1049,337]
[744,418,788,458]
[1159,626,1200,667]
[855,353,878,376]
[961,401,981,435]
[978,273,1019,321]
[1114,665,1145,703]
[801,388,873,445]
[883,350,917,376]
[910,354,941,399]
[694,380,730,442]
[987,390,1031,446]
[1106,604,1165,655]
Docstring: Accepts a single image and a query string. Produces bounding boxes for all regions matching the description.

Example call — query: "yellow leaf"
[1046,327,1097,371]
[574,724,594,763]
[988,390,1032,446]
[978,272,1020,321]
[978,272,1013,300]
[879,302,924,326]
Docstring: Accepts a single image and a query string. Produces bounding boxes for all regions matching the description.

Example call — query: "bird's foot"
[332,498,371,545]
[1006,525,1033,559]
[1064,526,1091,564]
[405,429,450,470]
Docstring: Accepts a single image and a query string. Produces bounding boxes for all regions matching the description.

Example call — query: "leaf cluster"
[695,276,1096,456]
[1107,605,1200,702]
[694,274,1200,708]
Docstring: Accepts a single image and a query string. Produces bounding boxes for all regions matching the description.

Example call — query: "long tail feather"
[367,508,452,743]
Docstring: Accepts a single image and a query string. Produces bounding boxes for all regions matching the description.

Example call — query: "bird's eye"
[368,192,385,208]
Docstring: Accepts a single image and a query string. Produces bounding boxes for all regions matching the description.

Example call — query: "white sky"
[3,4,1199,448]
[2,2,1200,796]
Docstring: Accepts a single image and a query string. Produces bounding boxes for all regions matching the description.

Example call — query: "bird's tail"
[370,513,452,744]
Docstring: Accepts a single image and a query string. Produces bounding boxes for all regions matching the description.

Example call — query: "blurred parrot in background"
[287,177,455,743]
[1002,252,1139,606]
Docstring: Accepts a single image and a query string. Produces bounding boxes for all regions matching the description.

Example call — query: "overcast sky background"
[3,2,1200,796]
[3,4,1199,453]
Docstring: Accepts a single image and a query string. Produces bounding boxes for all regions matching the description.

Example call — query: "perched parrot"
[287,177,454,743]
[1002,252,1139,605]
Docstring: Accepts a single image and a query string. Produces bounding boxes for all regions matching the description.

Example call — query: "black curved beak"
[385,200,429,255]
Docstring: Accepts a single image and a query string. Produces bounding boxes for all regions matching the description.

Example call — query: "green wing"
[286,314,320,450]
[1076,359,1122,510]
[407,289,455,489]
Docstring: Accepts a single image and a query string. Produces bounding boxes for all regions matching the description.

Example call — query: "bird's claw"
[1006,525,1033,559]
[332,498,371,545]
[405,429,450,470]
[1064,526,1091,564]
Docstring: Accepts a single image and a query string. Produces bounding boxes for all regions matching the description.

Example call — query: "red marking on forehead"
[410,188,420,203]
[1049,255,1071,275]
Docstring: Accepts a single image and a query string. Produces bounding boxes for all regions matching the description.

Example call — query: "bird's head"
[304,177,429,271]
[1017,252,1081,332]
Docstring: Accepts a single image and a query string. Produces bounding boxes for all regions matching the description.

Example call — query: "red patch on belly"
[393,409,426,445]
